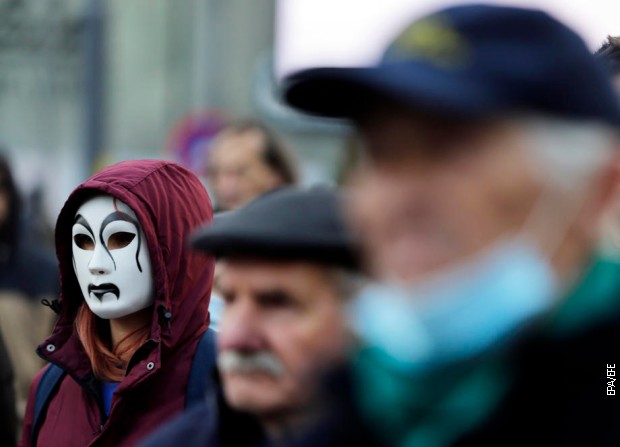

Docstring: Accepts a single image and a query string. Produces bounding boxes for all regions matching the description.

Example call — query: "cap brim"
[283,62,506,120]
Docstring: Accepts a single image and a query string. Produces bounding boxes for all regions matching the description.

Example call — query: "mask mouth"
[88,283,120,301]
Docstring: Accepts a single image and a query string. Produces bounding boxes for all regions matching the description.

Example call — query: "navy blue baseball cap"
[283,4,620,127]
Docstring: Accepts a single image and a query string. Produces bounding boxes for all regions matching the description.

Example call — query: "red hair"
[75,304,150,382]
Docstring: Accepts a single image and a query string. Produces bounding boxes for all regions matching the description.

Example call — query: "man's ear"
[595,147,620,216]
[576,145,620,247]
[593,146,620,241]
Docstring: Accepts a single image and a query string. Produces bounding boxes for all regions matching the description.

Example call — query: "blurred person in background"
[0,329,17,447]
[205,119,298,212]
[204,119,299,332]
[19,160,215,447]
[0,153,58,419]
[285,4,620,446]
[138,188,365,447]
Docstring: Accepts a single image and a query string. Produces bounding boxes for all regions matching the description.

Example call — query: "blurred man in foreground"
[285,4,620,446]
[205,119,298,212]
[138,188,363,447]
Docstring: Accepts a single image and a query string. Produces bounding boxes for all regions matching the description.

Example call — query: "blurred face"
[72,195,154,320]
[350,109,551,282]
[207,129,281,211]
[217,260,349,419]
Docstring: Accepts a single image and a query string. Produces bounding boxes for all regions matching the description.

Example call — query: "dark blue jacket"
[137,376,265,447]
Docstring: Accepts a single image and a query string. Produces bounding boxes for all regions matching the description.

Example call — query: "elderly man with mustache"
[138,187,363,447]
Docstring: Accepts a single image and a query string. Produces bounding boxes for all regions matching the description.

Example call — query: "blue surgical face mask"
[348,237,559,374]
[208,291,225,332]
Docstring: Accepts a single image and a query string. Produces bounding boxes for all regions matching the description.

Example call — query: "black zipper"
[82,373,109,435]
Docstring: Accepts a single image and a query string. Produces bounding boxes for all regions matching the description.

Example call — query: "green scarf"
[352,254,620,447]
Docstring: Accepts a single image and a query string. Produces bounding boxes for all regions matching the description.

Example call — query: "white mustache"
[217,350,285,377]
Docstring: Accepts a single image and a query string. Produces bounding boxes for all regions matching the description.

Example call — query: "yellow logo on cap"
[389,15,471,68]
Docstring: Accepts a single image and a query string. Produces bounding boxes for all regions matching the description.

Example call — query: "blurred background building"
[0,0,617,228]
[0,0,346,227]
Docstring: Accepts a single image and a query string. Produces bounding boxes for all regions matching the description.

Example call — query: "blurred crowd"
[2,3,620,447]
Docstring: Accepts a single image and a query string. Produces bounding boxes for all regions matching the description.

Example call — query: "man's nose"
[88,244,114,275]
[218,298,263,353]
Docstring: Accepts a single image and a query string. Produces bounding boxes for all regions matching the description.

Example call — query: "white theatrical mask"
[72,195,154,320]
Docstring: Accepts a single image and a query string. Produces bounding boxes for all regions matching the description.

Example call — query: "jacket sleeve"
[18,367,46,447]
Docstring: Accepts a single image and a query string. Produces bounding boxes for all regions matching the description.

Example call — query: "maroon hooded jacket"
[19,160,215,447]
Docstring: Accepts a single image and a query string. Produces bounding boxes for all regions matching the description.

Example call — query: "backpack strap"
[185,328,217,409]
[32,363,66,443]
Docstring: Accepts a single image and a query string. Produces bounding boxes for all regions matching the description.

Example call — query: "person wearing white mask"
[19,160,216,447]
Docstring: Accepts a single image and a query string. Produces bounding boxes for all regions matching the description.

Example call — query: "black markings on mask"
[108,199,144,272]
[74,214,95,240]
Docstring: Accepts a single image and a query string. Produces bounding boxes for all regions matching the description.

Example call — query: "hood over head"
[39,160,214,382]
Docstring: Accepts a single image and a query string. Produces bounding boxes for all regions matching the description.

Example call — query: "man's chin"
[223,375,287,413]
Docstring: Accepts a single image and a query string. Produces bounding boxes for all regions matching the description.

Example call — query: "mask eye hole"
[108,232,136,250]
[73,234,95,251]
